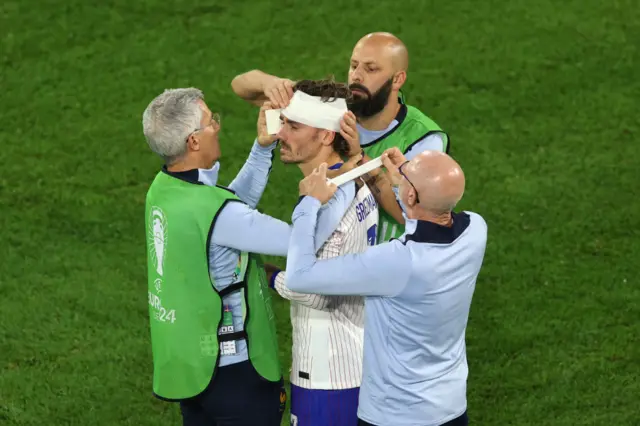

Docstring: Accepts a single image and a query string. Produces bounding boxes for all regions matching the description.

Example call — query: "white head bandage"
[265,90,348,134]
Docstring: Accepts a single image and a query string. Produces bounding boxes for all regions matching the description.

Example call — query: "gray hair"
[142,88,204,165]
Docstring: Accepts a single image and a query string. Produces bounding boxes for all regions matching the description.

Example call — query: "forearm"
[367,172,405,225]
[271,271,333,311]
[231,70,277,102]
[228,140,276,208]
[212,201,291,256]
[285,197,411,296]
[313,182,356,251]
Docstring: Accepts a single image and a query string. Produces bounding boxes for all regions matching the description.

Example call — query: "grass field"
[2,0,639,425]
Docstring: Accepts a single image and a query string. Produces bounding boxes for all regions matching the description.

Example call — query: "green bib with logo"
[145,171,281,401]
[362,104,449,243]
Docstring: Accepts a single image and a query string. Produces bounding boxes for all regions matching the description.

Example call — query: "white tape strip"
[328,156,383,186]
[265,109,283,135]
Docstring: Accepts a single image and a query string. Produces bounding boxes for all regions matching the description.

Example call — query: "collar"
[402,212,471,244]
[161,162,221,186]
[328,162,343,170]
[359,102,408,148]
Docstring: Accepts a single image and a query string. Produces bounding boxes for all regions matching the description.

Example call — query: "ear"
[393,71,407,91]
[404,186,418,208]
[187,133,201,152]
[320,130,335,147]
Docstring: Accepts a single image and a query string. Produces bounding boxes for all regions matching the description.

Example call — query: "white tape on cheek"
[265,109,283,135]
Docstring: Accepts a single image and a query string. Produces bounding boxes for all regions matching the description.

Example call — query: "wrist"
[259,72,278,92]
[255,138,277,151]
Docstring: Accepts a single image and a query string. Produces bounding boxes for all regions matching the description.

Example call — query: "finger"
[284,80,294,99]
[341,118,355,132]
[384,148,405,166]
[381,153,397,170]
[344,112,356,126]
[277,85,291,106]
[317,163,328,178]
[340,121,357,139]
[340,124,352,140]
[269,89,285,109]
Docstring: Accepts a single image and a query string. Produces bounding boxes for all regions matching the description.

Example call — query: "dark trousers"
[179,361,286,426]
[358,410,468,426]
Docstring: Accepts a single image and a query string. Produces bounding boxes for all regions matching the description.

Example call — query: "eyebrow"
[351,59,378,65]
[280,115,301,126]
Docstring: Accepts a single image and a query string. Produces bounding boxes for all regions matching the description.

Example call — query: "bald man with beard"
[281,148,486,426]
[231,32,450,244]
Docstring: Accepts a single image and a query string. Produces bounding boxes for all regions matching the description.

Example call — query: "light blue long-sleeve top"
[172,140,355,366]
[284,196,488,426]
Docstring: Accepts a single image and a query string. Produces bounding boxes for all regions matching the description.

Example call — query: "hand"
[299,163,337,204]
[381,147,407,187]
[339,111,361,156]
[262,78,294,109]
[257,102,278,147]
[325,151,364,180]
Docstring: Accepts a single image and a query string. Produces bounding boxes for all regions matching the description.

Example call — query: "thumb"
[317,162,328,178]
[345,152,363,168]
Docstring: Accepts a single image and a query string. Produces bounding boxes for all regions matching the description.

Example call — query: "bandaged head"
[266,90,348,134]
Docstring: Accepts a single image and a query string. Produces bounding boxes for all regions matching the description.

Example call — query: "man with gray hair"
[141,88,356,426]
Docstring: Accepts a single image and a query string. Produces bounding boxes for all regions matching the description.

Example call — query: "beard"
[278,140,300,164]
[278,132,322,165]
[348,77,394,118]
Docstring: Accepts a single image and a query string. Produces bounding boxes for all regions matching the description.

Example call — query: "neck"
[409,210,453,227]
[298,150,343,177]
[357,96,401,131]
[167,155,214,173]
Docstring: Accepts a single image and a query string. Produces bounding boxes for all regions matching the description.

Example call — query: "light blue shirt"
[195,141,355,366]
[284,196,488,426]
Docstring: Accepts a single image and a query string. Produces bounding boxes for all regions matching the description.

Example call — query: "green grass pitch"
[1,0,639,424]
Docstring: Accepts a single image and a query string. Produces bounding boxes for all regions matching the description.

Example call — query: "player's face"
[276,116,323,164]
[348,43,395,118]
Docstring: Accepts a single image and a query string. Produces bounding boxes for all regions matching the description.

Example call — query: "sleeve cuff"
[269,269,282,289]
[292,196,322,221]
[253,139,278,153]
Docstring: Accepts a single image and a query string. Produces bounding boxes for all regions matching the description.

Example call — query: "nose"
[350,66,363,84]
[276,127,286,141]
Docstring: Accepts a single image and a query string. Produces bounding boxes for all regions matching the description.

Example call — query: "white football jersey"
[274,182,379,390]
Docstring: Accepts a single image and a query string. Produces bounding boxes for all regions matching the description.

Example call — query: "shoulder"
[404,104,443,130]
[463,211,487,227]
[321,181,356,209]
[461,211,488,241]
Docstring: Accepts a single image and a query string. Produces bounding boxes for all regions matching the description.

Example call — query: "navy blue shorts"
[357,410,468,426]
[290,384,360,426]
[179,361,286,426]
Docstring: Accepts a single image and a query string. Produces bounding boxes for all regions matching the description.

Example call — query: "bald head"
[354,32,409,72]
[403,151,465,215]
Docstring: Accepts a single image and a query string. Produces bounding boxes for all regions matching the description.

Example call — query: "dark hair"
[293,77,353,157]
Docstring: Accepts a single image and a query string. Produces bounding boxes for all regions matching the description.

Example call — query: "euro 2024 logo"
[148,207,167,277]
